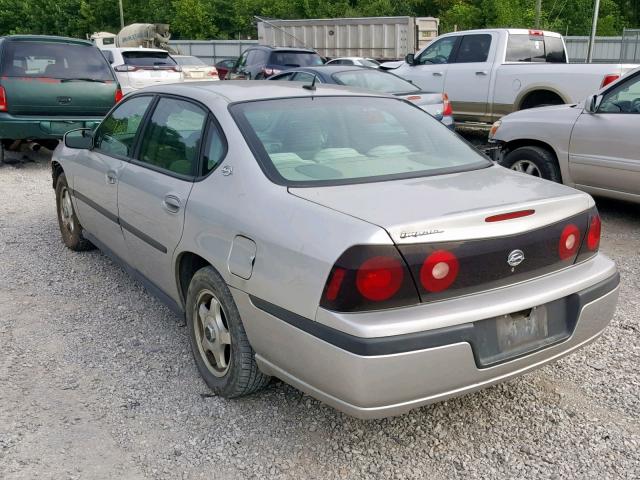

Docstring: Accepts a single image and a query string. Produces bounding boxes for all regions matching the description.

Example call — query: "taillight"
[262,67,281,77]
[586,213,601,251]
[0,86,7,111]
[601,74,619,88]
[529,30,544,36]
[208,67,219,78]
[420,250,459,292]
[320,245,419,312]
[113,65,137,72]
[114,88,123,103]
[442,93,453,116]
[558,224,580,260]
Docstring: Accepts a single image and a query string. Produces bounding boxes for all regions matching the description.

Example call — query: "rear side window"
[506,34,567,63]
[1,41,113,80]
[203,121,227,174]
[454,34,491,63]
[268,51,323,67]
[122,51,176,67]
[137,97,207,177]
[94,96,154,158]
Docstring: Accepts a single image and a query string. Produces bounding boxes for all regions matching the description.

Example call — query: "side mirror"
[405,53,415,65]
[64,128,93,150]
[585,94,602,113]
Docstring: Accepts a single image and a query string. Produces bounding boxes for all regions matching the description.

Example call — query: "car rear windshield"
[0,40,114,81]
[175,56,206,66]
[268,51,324,67]
[332,70,419,94]
[230,96,490,186]
[122,51,177,67]
[505,34,567,63]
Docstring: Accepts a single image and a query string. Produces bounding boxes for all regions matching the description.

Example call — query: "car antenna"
[303,74,317,91]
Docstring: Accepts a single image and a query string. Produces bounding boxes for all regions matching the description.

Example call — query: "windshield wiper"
[60,78,106,83]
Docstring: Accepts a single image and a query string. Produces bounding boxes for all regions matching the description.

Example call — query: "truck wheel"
[55,173,95,251]
[186,266,270,398]
[500,146,561,183]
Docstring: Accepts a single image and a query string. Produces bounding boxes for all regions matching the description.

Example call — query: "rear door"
[395,35,459,92]
[443,33,495,122]
[569,72,640,197]
[72,95,154,261]
[117,96,208,296]
[0,39,116,118]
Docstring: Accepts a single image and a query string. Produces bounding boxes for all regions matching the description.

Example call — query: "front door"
[72,95,154,261]
[117,96,208,298]
[569,72,640,197]
[393,35,459,93]
[443,33,495,122]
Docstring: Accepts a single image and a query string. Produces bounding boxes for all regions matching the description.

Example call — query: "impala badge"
[507,249,525,269]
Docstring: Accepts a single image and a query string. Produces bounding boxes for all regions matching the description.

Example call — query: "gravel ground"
[1,151,639,480]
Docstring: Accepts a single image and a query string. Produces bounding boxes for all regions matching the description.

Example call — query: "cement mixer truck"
[90,23,173,51]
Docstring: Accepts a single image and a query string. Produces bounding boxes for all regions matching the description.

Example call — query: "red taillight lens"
[587,214,601,251]
[320,245,420,312]
[420,250,459,292]
[485,209,535,222]
[114,88,123,103]
[529,29,544,36]
[601,74,619,88]
[208,67,219,78]
[442,93,453,116]
[356,256,404,301]
[0,86,6,111]
[559,224,580,260]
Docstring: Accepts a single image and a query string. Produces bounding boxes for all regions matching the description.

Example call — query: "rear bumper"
[0,113,102,140]
[234,254,619,419]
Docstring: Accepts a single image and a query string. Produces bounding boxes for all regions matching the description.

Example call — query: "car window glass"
[292,72,317,82]
[506,34,547,62]
[137,98,207,176]
[101,49,114,64]
[454,34,491,63]
[0,41,113,80]
[122,51,176,66]
[333,70,418,93]
[231,96,489,186]
[599,74,640,114]
[271,72,295,81]
[203,121,227,174]
[235,51,249,69]
[268,51,324,67]
[415,37,457,65]
[94,96,153,157]
[544,36,567,62]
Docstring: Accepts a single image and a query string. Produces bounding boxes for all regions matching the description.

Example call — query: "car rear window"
[268,51,324,67]
[175,56,206,66]
[230,96,490,186]
[1,40,114,81]
[505,34,567,63]
[332,70,419,94]
[122,51,177,67]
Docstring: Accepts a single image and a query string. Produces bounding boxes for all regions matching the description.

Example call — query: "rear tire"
[186,266,270,398]
[55,173,94,251]
[500,146,561,183]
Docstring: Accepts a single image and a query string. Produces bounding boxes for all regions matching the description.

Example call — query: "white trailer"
[256,16,439,61]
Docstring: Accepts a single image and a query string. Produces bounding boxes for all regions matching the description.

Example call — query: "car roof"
[251,46,318,53]
[2,35,94,46]
[139,80,385,104]
[105,47,170,53]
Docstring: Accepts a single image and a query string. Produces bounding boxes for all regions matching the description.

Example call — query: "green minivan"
[0,35,122,161]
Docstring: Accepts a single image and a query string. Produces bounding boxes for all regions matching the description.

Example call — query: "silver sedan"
[490,67,640,204]
[52,82,619,418]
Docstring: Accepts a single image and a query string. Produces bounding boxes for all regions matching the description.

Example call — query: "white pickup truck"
[384,28,638,125]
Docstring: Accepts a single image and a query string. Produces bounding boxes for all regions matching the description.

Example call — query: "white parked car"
[326,57,380,68]
[173,55,219,81]
[101,47,183,94]
[386,29,638,125]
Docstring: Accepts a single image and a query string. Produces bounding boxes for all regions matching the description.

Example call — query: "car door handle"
[433,72,443,77]
[106,171,117,184]
[162,195,182,214]
[475,71,488,76]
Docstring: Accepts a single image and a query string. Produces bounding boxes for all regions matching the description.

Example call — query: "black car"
[227,46,323,80]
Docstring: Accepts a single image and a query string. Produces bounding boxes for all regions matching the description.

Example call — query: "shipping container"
[256,16,439,61]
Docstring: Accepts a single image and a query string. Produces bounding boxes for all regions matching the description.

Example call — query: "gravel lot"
[1,151,639,479]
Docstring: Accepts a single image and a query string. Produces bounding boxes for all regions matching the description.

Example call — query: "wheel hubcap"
[60,188,75,233]
[511,159,542,177]
[194,290,231,377]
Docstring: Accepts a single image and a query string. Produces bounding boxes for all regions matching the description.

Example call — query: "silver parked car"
[490,67,640,204]
[52,82,619,419]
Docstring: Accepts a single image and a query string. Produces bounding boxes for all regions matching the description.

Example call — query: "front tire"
[500,146,561,182]
[55,173,94,251]
[186,266,270,398]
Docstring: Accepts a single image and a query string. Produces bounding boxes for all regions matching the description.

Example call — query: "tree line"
[1,0,638,40]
